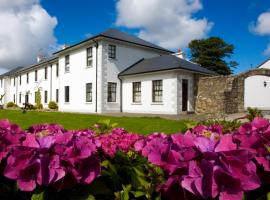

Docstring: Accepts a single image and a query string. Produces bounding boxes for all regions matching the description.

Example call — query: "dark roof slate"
[0,55,57,77]
[0,66,24,77]
[54,28,173,54]
[119,55,217,76]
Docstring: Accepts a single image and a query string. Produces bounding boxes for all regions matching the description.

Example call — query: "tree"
[188,37,238,75]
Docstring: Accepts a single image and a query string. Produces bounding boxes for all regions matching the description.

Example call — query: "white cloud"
[0,0,58,71]
[250,11,270,55]
[115,0,213,49]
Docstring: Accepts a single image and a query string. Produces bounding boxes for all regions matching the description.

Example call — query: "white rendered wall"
[177,72,195,113]
[58,44,99,113]
[102,41,165,113]
[258,60,270,69]
[244,75,270,110]
[121,72,178,114]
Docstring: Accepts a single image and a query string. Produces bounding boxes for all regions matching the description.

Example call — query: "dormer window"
[65,55,70,73]
[86,47,93,67]
[108,44,116,59]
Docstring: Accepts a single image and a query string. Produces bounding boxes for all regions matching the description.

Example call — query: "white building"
[244,58,270,110]
[0,29,215,115]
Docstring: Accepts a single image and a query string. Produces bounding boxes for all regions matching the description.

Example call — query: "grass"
[0,110,194,135]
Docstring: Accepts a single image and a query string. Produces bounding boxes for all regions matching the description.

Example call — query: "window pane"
[152,80,163,102]
[108,45,116,59]
[108,82,117,102]
[65,55,70,72]
[133,82,141,103]
[65,86,69,102]
[86,83,92,102]
[56,89,59,103]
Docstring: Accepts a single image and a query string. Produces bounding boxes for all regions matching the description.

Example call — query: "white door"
[244,75,270,110]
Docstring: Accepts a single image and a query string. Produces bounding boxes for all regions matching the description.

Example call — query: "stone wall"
[195,68,270,115]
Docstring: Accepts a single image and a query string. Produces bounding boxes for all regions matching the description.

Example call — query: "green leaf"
[31,190,45,200]
[267,192,270,200]
[131,191,145,198]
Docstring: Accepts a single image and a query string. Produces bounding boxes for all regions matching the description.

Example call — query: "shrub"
[35,103,43,110]
[0,118,270,200]
[27,103,35,110]
[48,101,58,110]
[200,119,241,133]
[6,101,18,108]
[246,107,263,121]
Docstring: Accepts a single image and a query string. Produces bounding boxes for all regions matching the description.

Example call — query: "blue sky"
[40,0,270,73]
[0,0,270,73]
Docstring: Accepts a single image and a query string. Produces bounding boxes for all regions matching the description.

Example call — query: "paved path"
[103,112,270,122]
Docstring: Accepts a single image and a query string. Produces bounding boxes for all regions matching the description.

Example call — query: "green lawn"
[0,110,193,135]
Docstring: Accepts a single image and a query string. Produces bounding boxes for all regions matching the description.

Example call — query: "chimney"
[62,44,70,50]
[37,54,46,63]
[173,49,185,59]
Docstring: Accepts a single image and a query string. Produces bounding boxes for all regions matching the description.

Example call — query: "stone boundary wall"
[195,68,270,115]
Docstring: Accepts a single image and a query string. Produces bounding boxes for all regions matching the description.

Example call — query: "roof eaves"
[257,58,270,68]
[119,66,217,77]
[118,58,145,77]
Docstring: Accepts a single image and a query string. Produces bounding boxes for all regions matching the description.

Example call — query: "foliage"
[189,37,238,75]
[92,119,119,135]
[246,107,263,122]
[200,118,241,133]
[6,101,18,108]
[1,118,270,199]
[0,93,5,104]
[35,89,43,110]
[48,101,58,110]
[27,103,36,110]
[0,110,188,134]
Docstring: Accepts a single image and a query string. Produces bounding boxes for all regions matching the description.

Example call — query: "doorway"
[182,79,188,112]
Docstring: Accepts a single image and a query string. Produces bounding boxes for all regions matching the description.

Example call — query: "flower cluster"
[135,118,270,200]
[1,121,100,191]
[97,128,141,157]
[0,117,269,200]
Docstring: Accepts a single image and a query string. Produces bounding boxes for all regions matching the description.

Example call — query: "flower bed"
[0,118,269,199]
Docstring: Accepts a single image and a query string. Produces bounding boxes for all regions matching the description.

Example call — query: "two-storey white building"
[0,29,215,114]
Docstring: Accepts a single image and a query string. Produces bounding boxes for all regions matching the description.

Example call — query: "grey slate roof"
[119,55,217,76]
[0,56,57,77]
[257,58,270,68]
[54,28,173,54]
[0,66,24,78]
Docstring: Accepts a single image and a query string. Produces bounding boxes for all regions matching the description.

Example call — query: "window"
[25,93,29,104]
[133,82,141,103]
[65,86,69,103]
[19,76,21,85]
[56,63,59,77]
[86,83,92,102]
[44,91,48,103]
[26,73,29,84]
[108,44,116,59]
[108,82,117,102]
[44,67,48,80]
[56,89,59,103]
[35,70,38,82]
[86,47,93,67]
[152,80,163,103]
[19,93,21,103]
[35,92,38,103]
[13,78,15,86]
[65,55,70,73]
[13,94,15,103]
